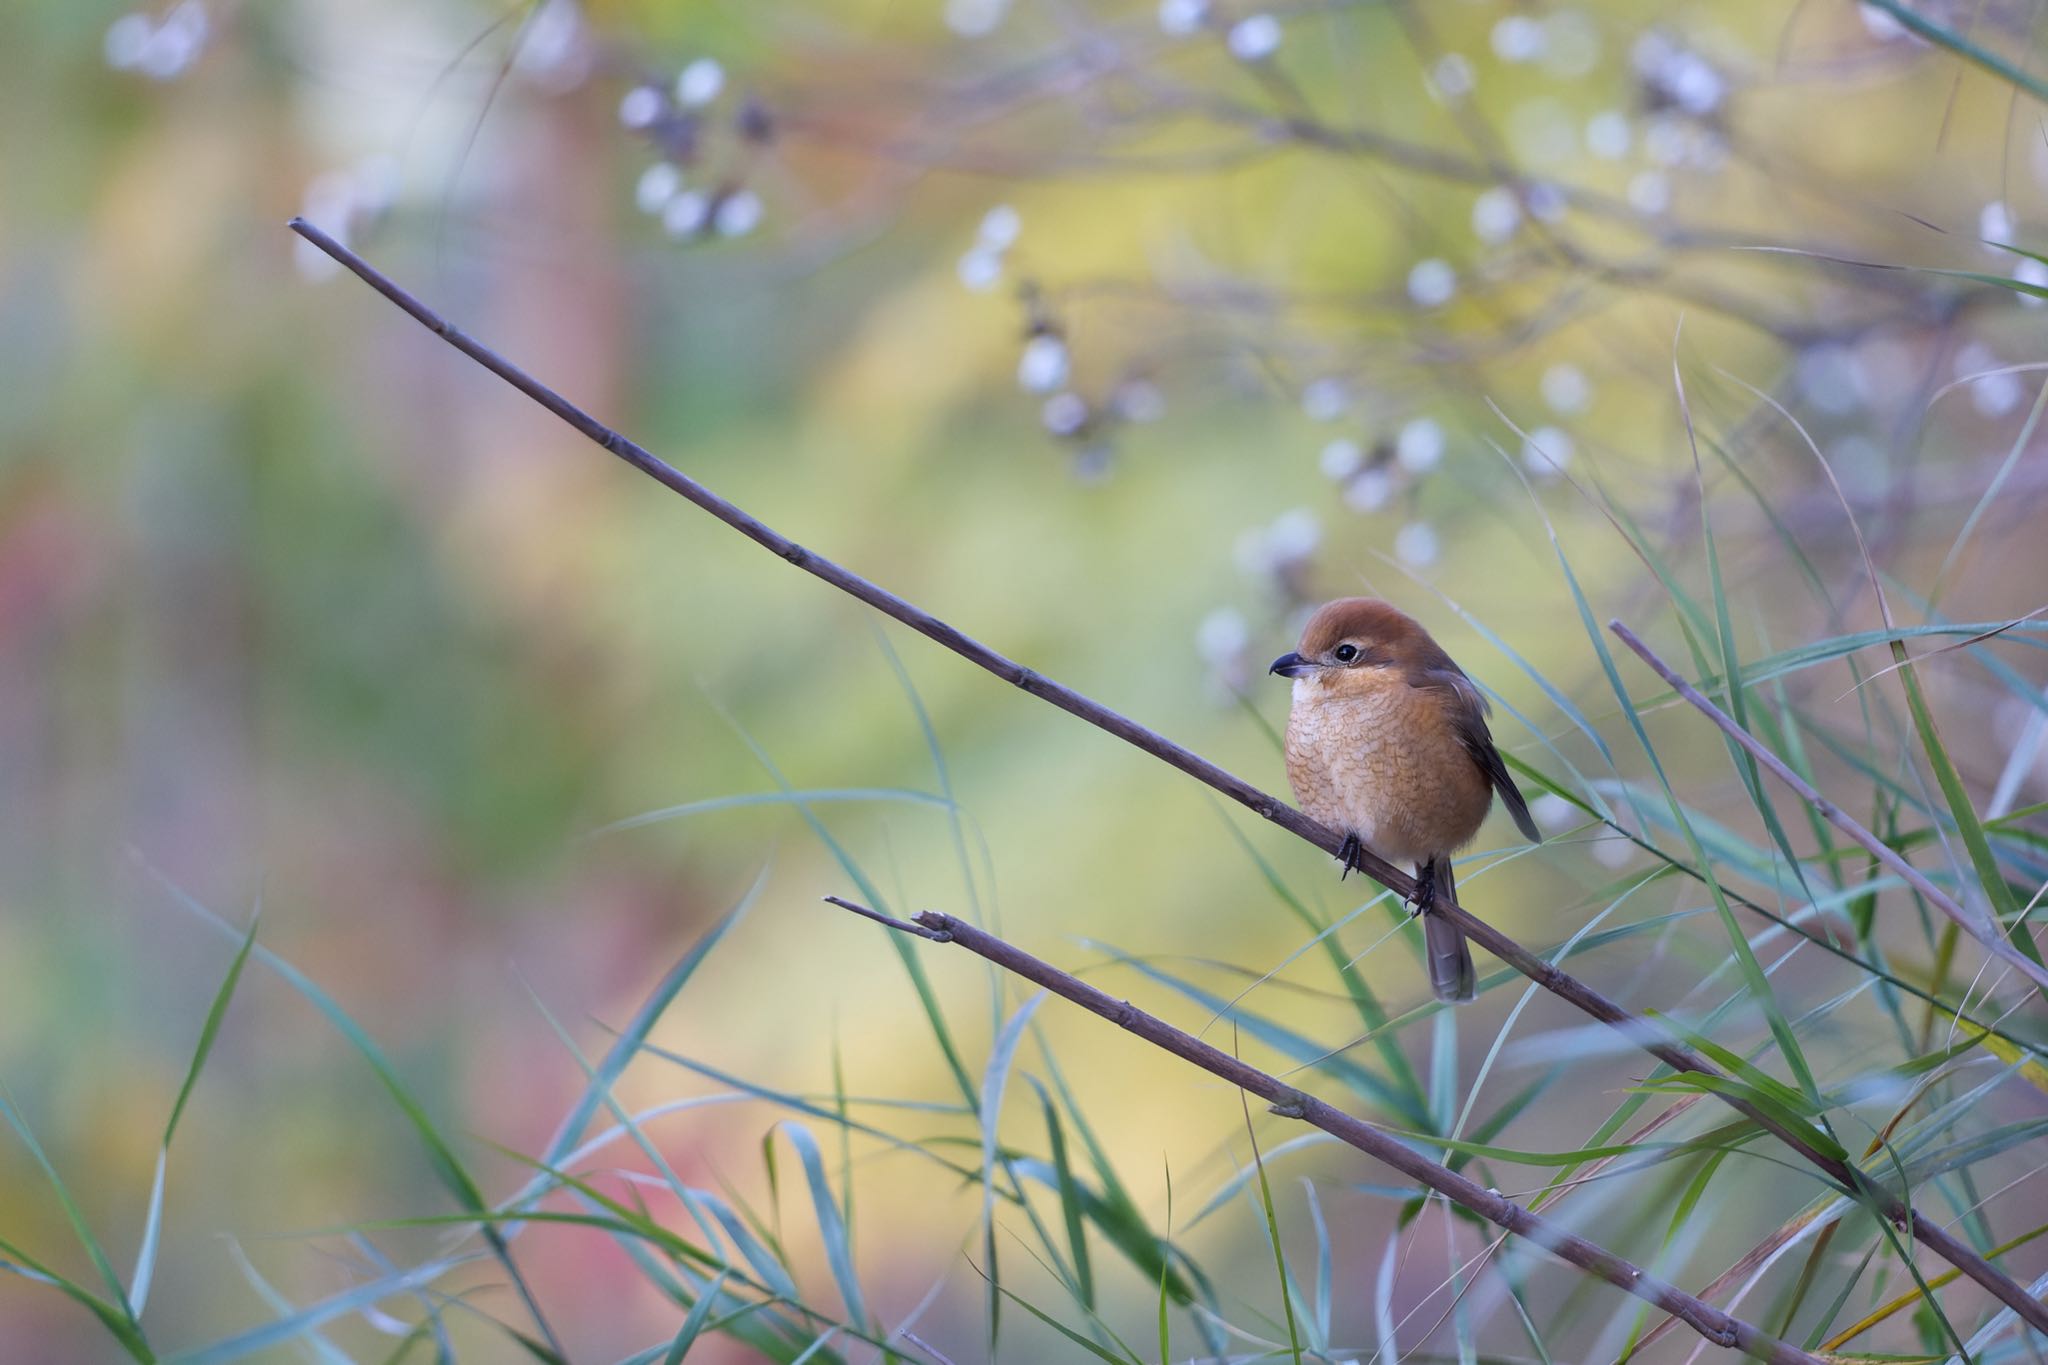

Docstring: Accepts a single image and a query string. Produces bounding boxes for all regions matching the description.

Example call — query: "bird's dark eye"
[1332,643,1360,663]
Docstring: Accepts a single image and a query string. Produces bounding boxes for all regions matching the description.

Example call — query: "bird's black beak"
[1269,651,1312,679]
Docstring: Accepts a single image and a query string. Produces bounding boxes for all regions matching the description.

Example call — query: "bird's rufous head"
[1269,597,1439,689]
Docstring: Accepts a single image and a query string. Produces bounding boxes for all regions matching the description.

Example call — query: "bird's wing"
[1419,667,1543,845]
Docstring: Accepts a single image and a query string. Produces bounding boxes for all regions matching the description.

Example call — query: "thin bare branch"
[831,899,1820,1365]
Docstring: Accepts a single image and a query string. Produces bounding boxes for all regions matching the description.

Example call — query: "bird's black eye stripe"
[1333,643,1359,663]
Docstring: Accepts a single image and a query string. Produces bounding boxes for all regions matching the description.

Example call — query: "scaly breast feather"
[1284,674,1492,865]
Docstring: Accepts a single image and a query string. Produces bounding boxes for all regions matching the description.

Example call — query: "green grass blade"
[1630,1076,1845,1163]
[788,1327,841,1364]
[979,1274,1139,1364]
[873,627,986,927]
[1516,491,1829,1111]
[1646,1010,1813,1118]
[689,1189,801,1302]
[1094,949,1422,1120]
[1030,1078,1095,1310]
[135,915,261,1317]
[979,995,1043,1351]
[165,1254,483,1365]
[130,1153,170,1328]
[1032,1045,1209,1313]
[721,721,979,1107]
[0,1084,133,1320]
[1212,811,1425,1113]
[537,879,758,1173]
[1934,374,2048,602]
[0,1235,154,1362]
[775,1123,870,1330]
[1157,1159,1172,1365]
[1651,620,2048,698]
[591,788,953,837]
[1239,1088,1302,1365]
[141,866,562,1357]
[1304,1179,1331,1348]
[1572,473,1825,1104]
[1685,431,1815,915]
[1855,2,2048,103]
[660,1270,729,1364]
[634,1041,984,1184]
[163,915,258,1148]
[1599,624,1822,1105]
[1890,646,2040,974]
[222,1238,354,1365]
[348,1232,453,1362]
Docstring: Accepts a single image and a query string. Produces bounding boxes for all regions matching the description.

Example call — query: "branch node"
[1266,1087,1313,1120]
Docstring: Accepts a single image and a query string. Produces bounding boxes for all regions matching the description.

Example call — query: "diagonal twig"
[1609,618,2048,997]
[828,899,1820,1365]
[286,217,2048,1336]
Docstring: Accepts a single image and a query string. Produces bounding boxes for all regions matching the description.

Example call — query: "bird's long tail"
[1424,859,1476,1004]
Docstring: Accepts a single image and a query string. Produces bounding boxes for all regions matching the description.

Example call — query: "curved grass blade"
[1029,1078,1094,1310]
[1211,810,1425,1114]
[1185,1132,1340,1230]
[135,915,261,1317]
[773,1123,870,1331]
[222,1237,353,1365]
[1596,621,1823,1106]
[0,1083,133,1323]
[1889,643,2042,982]
[593,789,952,838]
[1237,1085,1302,1365]
[0,1234,153,1362]
[165,1254,484,1365]
[1303,1180,1331,1350]
[1819,1219,2048,1351]
[1673,359,1818,919]
[1092,949,1420,1121]
[1029,1047,1213,1323]
[1847,4,2048,108]
[632,1041,984,1185]
[1654,620,2048,700]
[978,994,1043,1352]
[873,627,986,928]
[977,1271,1139,1364]
[1507,448,1810,1113]
[140,863,562,1358]
[349,1233,454,1364]
[534,877,758,1178]
[660,1270,729,1363]
[1562,488,1822,1107]
[720,720,978,1108]
[1157,1159,1172,1364]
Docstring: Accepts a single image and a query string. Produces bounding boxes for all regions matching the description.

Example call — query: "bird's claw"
[1409,862,1438,920]
[1337,832,1368,880]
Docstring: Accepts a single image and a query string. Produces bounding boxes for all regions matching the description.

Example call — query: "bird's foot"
[1337,832,1368,880]
[1409,862,1439,919]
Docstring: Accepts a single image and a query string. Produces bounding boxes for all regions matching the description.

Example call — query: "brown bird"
[1271,597,1540,1002]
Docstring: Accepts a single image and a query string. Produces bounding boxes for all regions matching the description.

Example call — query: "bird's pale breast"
[1284,672,1493,866]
